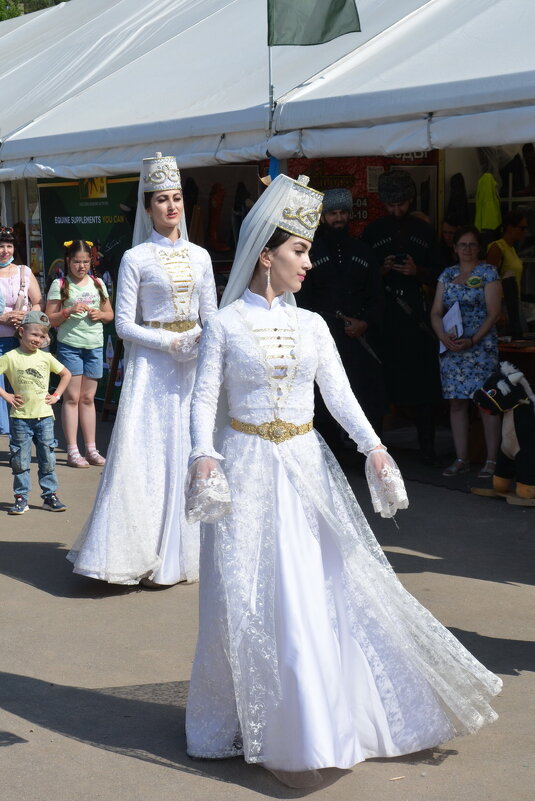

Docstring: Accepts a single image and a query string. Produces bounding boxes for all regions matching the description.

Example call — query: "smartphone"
[394,253,408,266]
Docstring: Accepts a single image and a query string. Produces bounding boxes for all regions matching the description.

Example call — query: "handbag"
[13,266,27,311]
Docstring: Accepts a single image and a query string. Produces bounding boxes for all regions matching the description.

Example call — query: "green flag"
[268,0,360,47]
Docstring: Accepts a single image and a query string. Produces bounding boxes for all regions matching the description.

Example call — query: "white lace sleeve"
[115,251,171,351]
[185,456,232,523]
[198,251,218,324]
[365,448,409,518]
[189,314,226,463]
[313,314,381,454]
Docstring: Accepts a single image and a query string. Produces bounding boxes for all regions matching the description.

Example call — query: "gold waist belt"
[230,417,313,444]
[146,320,196,333]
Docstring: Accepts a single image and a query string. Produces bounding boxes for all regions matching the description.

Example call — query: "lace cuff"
[168,331,200,362]
[365,449,409,518]
[185,456,232,523]
[188,448,224,466]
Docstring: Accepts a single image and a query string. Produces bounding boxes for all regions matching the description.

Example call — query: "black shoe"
[8,495,29,515]
[42,493,66,512]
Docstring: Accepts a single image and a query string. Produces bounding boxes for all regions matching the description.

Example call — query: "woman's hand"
[87,308,103,321]
[443,335,472,352]
[191,456,220,480]
[2,310,24,327]
[168,330,200,362]
[365,446,409,518]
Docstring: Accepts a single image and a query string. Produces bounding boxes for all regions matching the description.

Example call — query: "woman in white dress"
[184,175,501,787]
[68,153,217,586]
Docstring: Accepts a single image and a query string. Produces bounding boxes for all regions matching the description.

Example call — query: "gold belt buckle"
[147,320,196,333]
[257,419,298,444]
[230,417,312,444]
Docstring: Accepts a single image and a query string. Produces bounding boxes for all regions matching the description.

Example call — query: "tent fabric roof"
[0,0,534,179]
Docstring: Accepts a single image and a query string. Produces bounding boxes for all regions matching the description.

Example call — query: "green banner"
[38,174,139,401]
[268,0,360,46]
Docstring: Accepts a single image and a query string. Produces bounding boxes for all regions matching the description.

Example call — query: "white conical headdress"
[141,152,182,193]
[132,152,187,246]
[220,174,323,308]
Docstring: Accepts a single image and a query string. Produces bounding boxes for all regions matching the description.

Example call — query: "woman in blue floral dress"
[431,226,502,478]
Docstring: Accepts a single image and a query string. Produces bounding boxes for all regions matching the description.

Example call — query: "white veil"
[220,174,300,308]
[131,168,188,247]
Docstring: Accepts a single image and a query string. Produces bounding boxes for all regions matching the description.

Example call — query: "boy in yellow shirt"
[0,311,71,514]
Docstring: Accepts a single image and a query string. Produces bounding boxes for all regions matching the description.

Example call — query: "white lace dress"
[185,289,501,771]
[67,231,217,585]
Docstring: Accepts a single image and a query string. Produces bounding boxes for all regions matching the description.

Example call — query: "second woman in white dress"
[68,153,217,586]
[185,174,501,787]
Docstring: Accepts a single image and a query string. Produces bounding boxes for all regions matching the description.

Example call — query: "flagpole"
[268,45,274,136]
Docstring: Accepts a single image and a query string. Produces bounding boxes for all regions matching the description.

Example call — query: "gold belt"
[230,417,313,444]
[146,320,196,333]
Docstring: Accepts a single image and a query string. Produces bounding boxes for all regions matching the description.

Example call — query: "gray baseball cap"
[21,310,50,329]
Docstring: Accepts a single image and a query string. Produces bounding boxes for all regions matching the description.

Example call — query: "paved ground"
[0,421,534,801]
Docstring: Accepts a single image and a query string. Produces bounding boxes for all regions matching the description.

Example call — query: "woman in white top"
[0,226,42,434]
[185,174,501,788]
[68,154,217,586]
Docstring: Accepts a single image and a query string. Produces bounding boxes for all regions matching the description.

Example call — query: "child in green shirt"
[0,311,71,514]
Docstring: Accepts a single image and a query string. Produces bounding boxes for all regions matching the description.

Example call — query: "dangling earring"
[266,266,271,288]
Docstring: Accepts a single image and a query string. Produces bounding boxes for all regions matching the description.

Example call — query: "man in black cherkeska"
[362,170,442,464]
[297,188,385,448]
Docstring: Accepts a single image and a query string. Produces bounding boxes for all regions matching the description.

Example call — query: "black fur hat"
[378,170,416,205]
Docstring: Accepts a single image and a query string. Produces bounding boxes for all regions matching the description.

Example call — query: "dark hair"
[62,240,106,304]
[452,225,482,246]
[502,209,528,230]
[263,227,293,251]
[0,226,16,245]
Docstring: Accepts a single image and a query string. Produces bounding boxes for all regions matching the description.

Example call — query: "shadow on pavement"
[448,628,535,676]
[0,540,140,599]
[0,672,346,798]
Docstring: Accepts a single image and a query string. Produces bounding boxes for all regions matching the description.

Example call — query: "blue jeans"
[9,416,58,499]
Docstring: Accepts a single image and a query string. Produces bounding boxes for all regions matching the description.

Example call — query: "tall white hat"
[141,152,182,193]
[132,152,187,246]
[221,174,323,308]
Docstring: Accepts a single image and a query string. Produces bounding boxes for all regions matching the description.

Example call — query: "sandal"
[442,458,469,477]
[477,460,496,479]
[85,450,106,466]
[67,452,90,468]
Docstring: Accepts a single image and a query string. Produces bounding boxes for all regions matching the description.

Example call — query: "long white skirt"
[186,428,501,770]
[67,343,199,585]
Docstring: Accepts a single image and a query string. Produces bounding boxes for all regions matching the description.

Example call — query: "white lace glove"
[365,447,409,518]
[185,456,232,523]
[168,331,201,363]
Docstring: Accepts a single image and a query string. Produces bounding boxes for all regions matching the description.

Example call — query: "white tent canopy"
[275,0,535,155]
[0,0,534,180]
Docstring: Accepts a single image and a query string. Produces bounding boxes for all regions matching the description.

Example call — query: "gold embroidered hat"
[276,175,323,242]
[221,173,323,308]
[141,152,181,193]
